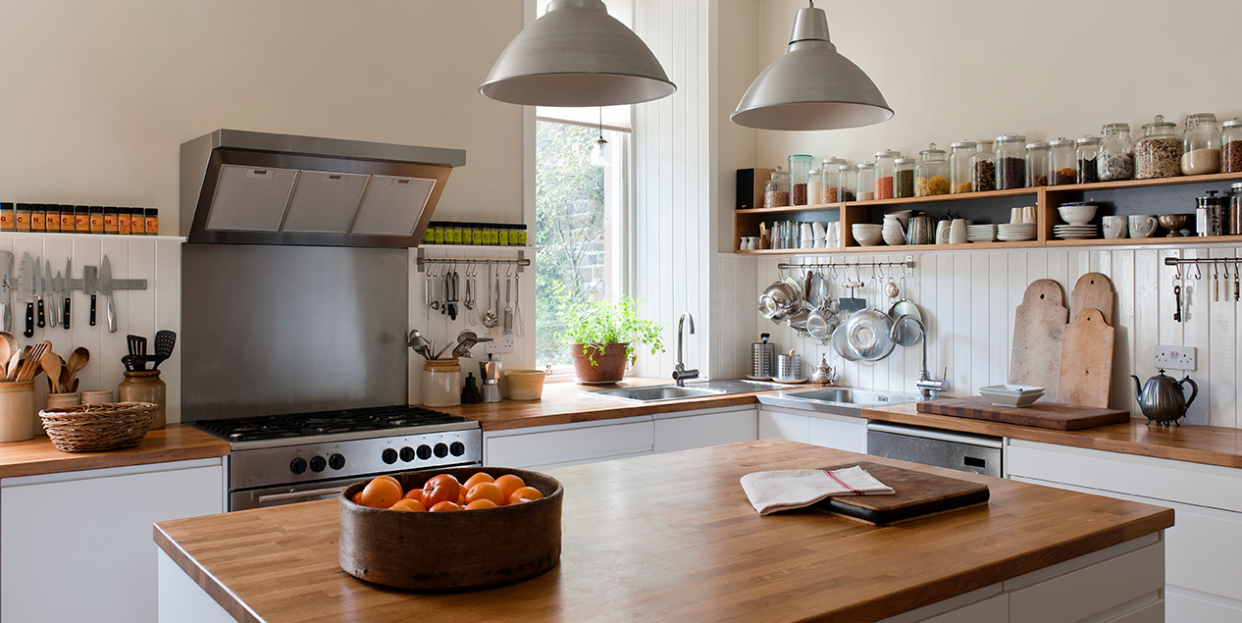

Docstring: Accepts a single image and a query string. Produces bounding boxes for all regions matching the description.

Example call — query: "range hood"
[180,130,465,247]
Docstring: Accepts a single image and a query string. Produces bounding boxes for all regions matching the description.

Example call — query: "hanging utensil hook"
[1193,263,1203,281]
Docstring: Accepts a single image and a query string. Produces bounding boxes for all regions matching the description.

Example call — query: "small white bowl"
[1058,203,1097,226]
[882,229,906,246]
[980,387,1044,407]
[852,224,884,246]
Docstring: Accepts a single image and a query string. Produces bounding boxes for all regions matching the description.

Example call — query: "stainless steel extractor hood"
[180,130,465,247]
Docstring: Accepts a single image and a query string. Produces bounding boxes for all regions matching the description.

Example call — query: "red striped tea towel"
[740,466,894,516]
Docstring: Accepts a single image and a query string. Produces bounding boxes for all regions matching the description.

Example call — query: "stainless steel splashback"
[181,244,408,422]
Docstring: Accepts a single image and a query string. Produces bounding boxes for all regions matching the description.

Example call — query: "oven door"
[231,460,482,511]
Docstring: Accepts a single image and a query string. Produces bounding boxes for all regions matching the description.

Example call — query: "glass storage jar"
[1075,136,1101,184]
[915,143,950,196]
[874,149,901,199]
[995,134,1027,190]
[807,167,822,206]
[972,140,996,192]
[1223,118,1242,174]
[1025,141,1050,187]
[1135,115,1181,179]
[1182,113,1222,175]
[837,164,857,201]
[1230,182,1242,235]
[789,154,814,205]
[949,141,976,194]
[820,157,848,202]
[1048,138,1077,185]
[1098,123,1134,181]
[855,163,876,201]
[764,167,790,208]
[894,158,916,198]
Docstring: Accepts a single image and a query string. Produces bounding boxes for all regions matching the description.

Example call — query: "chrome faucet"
[890,315,947,400]
[673,312,699,387]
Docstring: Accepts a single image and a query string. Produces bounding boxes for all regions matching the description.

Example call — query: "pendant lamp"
[481,0,676,107]
[589,108,611,167]
[731,1,892,131]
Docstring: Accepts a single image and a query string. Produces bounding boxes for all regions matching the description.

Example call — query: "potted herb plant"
[565,297,665,384]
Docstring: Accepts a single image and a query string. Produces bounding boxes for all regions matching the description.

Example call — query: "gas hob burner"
[194,405,475,445]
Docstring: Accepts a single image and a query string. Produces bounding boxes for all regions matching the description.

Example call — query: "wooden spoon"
[40,348,62,393]
[7,346,25,381]
[64,347,89,390]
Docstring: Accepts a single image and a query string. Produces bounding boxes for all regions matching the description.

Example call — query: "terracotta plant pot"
[569,343,629,385]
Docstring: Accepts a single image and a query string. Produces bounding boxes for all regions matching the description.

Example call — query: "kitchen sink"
[756,386,919,417]
[592,379,786,402]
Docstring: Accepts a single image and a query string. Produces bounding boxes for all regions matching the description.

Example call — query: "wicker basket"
[39,402,156,452]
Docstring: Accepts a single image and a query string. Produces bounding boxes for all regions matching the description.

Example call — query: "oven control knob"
[309,456,327,473]
[329,454,346,470]
[290,457,307,474]
[449,442,465,457]
[416,444,432,460]
[381,448,398,464]
[400,447,415,462]
[433,443,448,458]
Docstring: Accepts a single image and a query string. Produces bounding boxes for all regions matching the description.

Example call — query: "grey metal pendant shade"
[480,0,676,107]
[731,4,892,131]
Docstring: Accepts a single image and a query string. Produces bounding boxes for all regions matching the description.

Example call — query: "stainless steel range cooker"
[194,406,482,511]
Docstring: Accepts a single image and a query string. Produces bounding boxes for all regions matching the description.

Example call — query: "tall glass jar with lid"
[838,164,857,201]
[1135,115,1181,179]
[995,134,1027,190]
[894,158,916,198]
[915,144,949,196]
[789,154,814,205]
[1048,138,1077,185]
[1098,123,1134,181]
[807,167,822,206]
[821,157,848,202]
[874,149,901,199]
[1025,141,1050,187]
[949,141,976,194]
[1182,113,1222,175]
[764,167,790,208]
[1223,118,1242,174]
[972,140,996,192]
[1075,136,1101,184]
[855,163,876,201]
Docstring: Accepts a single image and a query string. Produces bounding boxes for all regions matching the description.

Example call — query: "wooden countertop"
[0,423,230,479]
[156,439,1173,623]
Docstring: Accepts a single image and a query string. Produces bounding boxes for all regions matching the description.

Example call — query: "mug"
[935,220,952,245]
[1010,207,1024,224]
[1023,206,1038,224]
[1102,216,1127,239]
[1129,214,1158,238]
[949,218,967,244]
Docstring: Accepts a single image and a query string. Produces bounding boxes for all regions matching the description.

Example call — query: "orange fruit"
[429,501,462,512]
[402,488,424,504]
[423,474,462,508]
[374,475,402,492]
[389,499,426,512]
[462,472,495,492]
[358,477,403,509]
[351,491,364,505]
[494,474,526,505]
[465,499,498,510]
[508,487,543,504]
[465,482,505,506]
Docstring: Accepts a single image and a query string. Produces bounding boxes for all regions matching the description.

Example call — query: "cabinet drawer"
[807,414,867,454]
[653,409,756,454]
[758,409,809,444]
[1007,540,1163,623]
[485,420,653,470]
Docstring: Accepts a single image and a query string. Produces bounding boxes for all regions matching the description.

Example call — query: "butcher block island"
[156,440,1173,623]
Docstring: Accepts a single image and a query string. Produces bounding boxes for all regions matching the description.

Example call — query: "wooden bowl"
[339,466,562,592]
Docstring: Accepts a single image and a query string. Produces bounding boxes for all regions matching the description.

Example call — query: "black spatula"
[151,330,176,370]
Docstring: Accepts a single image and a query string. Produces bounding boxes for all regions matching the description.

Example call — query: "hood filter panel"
[206,166,296,232]
[282,171,369,234]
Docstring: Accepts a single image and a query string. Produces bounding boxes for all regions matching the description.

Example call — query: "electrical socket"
[485,333,515,354]
[1154,345,1196,371]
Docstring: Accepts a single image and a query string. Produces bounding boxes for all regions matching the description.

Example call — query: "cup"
[935,220,951,245]
[1102,216,1127,239]
[1011,207,1023,224]
[1023,206,1038,224]
[1129,214,1158,239]
[949,218,967,244]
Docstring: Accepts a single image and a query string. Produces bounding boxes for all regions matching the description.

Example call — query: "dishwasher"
[866,421,1003,478]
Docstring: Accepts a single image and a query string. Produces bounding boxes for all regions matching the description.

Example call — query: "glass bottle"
[894,157,916,198]
[764,167,790,208]
[1098,123,1134,181]
[1048,138,1076,185]
[972,140,996,192]
[995,134,1027,190]
[949,141,976,194]
[1182,113,1222,175]
[820,157,848,202]
[1135,115,1181,179]
[1025,141,1050,187]
[854,162,876,201]
[874,149,901,199]
[1075,136,1101,184]
[788,154,814,205]
[915,143,949,196]
[837,164,857,202]
[1223,118,1242,174]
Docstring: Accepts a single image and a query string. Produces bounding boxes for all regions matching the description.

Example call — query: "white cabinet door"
[758,409,810,443]
[484,416,654,471]
[1,459,224,623]
[653,408,757,453]
[807,413,868,453]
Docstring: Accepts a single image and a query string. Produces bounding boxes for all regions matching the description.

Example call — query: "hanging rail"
[778,254,915,273]
[416,249,529,273]
[1163,256,1241,267]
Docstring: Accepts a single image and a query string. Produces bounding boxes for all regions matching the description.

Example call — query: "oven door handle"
[257,486,349,505]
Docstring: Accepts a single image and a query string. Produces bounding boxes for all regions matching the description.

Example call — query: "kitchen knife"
[34,257,43,328]
[63,258,71,329]
[46,260,56,328]
[53,269,63,329]
[84,265,98,327]
[18,253,32,337]
[101,255,115,333]
[0,250,11,334]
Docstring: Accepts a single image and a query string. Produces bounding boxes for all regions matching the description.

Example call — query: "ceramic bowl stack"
[852,223,884,246]
[978,384,1045,408]
[1053,224,1099,239]
[996,223,1037,241]
[966,224,996,242]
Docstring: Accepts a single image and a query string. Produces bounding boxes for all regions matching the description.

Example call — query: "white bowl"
[882,229,906,245]
[852,224,884,246]
[980,384,1044,396]
[979,387,1044,407]
[1058,203,1097,226]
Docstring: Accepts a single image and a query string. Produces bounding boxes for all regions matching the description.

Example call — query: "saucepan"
[758,272,803,323]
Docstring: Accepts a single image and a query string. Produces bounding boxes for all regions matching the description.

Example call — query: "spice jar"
[423,359,462,408]
[915,144,949,196]
[820,157,847,202]
[874,149,901,199]
[15,204,30,232]
[949,141,975,194]
[0,202,12,232]
[104,207,119,234]
[854,162,876,201]
[1223,118,1242,174]
[1025,141,1050,187]
[837,164,857,202]
[89,206,104,234]
[1098,123,1134,181]
[972,141,996,192]
[1075,136,1101,184]
[75,206,90,233]
[1182,113,1222,175]
[31,205,46,232]
[788,155,814,205]
[764,168,790,208]
[894,158,916,198]
[1048,138,1077,185]
[1135,115,1181,179]
[995,134,1027,190]
[118,370,167,429]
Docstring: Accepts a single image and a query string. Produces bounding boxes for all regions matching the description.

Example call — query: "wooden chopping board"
[813,462,989,526]
[917,396,1130,430]
[1070,273,1115,326]
[1058,308,1115,409]
[1009,279,1068,401]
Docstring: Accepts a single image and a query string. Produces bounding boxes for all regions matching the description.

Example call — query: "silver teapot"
[1130,370,1197,427]
[810,355,836,386]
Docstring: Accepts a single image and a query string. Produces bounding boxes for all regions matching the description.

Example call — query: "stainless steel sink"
[592,379,786,402]
[756,386,918,417]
